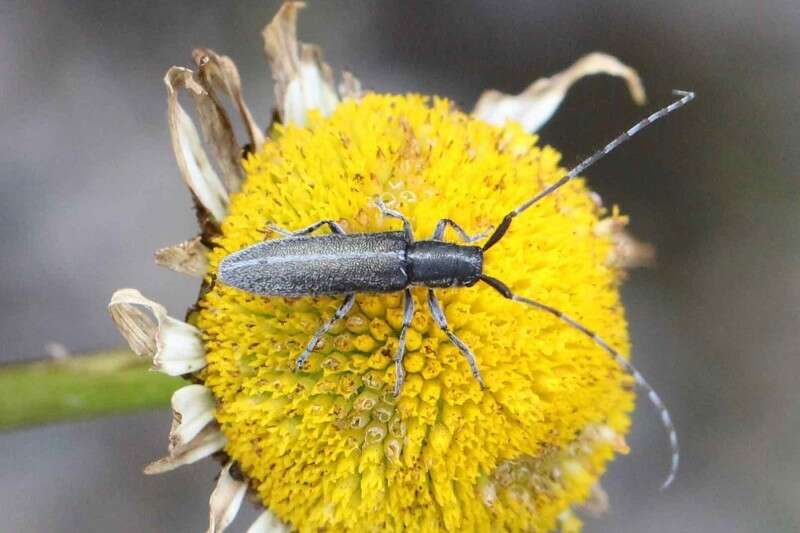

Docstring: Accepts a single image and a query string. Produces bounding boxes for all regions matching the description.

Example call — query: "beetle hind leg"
[392,289,416,396]
[427,289,486,388]
[294,293,356,371]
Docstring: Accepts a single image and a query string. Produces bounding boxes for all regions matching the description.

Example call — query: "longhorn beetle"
[219,90,695,489]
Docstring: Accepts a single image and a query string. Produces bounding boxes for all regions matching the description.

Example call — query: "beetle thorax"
[406,241,483,288]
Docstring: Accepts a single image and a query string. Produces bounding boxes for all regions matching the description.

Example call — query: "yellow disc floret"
[195,94,633,532]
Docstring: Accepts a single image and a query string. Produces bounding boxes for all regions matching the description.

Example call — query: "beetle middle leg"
[293,293,356,371]
[432,219,493,243]
[265,219,345,238]
[427,289,486,388]
[392,288,415,396]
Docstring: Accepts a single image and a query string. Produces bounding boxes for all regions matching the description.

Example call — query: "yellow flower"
[108,2,687,531]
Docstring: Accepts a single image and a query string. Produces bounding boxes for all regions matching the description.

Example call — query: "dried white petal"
[582,483,610,516]
[144,385,222,474]
[208,463,248,533]
[557,509,581,531]
[246,510,290,533]
[143,385,221,475]
[144,424,226,475]
[186,64,244,196]
[473,52,646,132]
[479,480,497,507]
[338,70,363,101]
[108,288,206,376]
[154,237,210,277]
[595,424,631,454]
[169,384,216,449]
[263,1,340,126]
[595,216,656,269]
[194,48,265,153]
[165,67,230,223]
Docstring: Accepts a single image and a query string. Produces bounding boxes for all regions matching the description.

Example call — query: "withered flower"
[110,3,652,531]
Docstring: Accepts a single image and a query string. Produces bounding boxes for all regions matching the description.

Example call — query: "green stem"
[0,349,182,431]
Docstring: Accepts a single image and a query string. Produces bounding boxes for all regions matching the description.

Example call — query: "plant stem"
[0,349,182,431]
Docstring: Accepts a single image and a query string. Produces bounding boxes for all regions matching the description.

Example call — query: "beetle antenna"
[481,274,679,490]
[482,90,695,251]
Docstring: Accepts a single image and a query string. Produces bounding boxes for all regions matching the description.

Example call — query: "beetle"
[219,90,694,489]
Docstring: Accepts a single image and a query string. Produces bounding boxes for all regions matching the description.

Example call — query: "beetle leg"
[265,219,346,239]
[427,289,486,388]
[392,289,416,396]
[374,197,414,241]
[432,219,493,243]
[294,293,356,371]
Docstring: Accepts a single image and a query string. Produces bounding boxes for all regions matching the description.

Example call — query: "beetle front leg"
[374,197,414,241]
[294,293,356,371]
[265,219,346,239]
[392,289,415,396]
[432,219,493,243]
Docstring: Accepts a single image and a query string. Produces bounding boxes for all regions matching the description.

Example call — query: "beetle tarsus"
[473,370,487,389]
[293,352,311,372]
[392,361,406,397]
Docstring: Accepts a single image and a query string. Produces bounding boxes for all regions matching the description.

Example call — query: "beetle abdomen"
[218,232,409,296]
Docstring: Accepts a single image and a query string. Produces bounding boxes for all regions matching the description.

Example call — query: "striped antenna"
[483,90,695,251]
[479,91,694,488]
[481,274,679,490]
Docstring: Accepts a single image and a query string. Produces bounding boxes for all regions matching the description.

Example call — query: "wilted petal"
[478,479,497,508]
[208,463,248,533]
[185,61,245,197]
[194,48,265,154]
[144,424,226,475]
[168,384,216,448]
[596,424,631,454]
[338,70,363,101]
[582,483,610,516]
[263,1,340,126]
[246,510,290,533]
[557,509,582,533]
[108,288,206,375]
[595,215,655,269]
[165,67,230,223]
[143,384,221,475]
[154,236,210,277]
[473,52,646,132]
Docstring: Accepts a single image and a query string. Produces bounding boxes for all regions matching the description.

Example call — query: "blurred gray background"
[1,0,798,531]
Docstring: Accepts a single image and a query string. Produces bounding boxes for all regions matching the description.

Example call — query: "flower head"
[109,2,668,531]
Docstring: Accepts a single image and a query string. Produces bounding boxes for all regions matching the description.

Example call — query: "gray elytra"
[218,90,695,490]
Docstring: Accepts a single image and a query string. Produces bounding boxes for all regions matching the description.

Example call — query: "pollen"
[195,94,633,532]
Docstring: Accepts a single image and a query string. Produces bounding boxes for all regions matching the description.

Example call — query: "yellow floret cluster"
[194,93,634,532]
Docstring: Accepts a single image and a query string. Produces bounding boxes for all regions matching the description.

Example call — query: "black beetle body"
[218,231,483,297]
